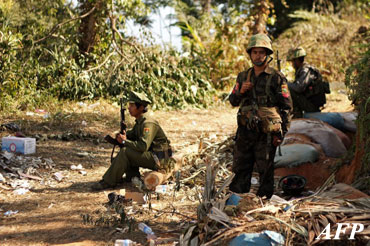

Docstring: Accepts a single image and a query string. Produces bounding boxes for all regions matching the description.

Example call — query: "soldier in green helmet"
[228,33,292,198]
[92,91,173,190]
[287,47,330,118]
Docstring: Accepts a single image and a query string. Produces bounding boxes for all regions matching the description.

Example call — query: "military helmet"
[287,47,306,61]
[279,175,306,196]
[128,91,152,106]
[246,33,273,55]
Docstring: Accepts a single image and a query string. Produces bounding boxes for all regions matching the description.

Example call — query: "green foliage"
[345,32,370,170]
[0,0,214,111]
[275,10,369,83]
[173,0,252,89]
[50,44,214,109]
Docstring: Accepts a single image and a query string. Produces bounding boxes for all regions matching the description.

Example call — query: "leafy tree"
[345,34,370,175]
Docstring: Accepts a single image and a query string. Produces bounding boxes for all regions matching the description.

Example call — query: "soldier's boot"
[121,167,140,183]
[91,180,116,191]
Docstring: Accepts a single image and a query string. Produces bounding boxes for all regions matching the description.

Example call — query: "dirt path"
[0,104,237,246]
[0,87,353,246]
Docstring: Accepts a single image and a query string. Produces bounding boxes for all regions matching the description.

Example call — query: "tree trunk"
[252,0,273,34]
[78,0,104,56]
[336,122,365,184]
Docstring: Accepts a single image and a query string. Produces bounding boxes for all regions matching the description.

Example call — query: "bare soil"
[0,89,353,246]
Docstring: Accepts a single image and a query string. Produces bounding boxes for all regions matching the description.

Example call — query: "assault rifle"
[104,98,126,161]
[277,50,281,72]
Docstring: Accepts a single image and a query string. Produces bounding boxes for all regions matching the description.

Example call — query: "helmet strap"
[252,55,270,67]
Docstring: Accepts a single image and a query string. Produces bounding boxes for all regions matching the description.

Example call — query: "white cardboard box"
[1,137,36,154]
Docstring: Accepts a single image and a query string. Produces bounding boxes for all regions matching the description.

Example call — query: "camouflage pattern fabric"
[229,66,292,198]
[246,33,273,55]
[229,129,276,197]
[287,47,306,61]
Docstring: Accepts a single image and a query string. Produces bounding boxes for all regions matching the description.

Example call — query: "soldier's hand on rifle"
[240,82,253,93]
[116,131,126,144]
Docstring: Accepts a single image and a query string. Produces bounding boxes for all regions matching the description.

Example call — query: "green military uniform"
[287,47,329,118]
[228,34,292,198]
[100,92,173,188]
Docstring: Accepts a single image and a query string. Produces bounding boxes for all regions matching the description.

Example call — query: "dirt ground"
[0,86,354,246]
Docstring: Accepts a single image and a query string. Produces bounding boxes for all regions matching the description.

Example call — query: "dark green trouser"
[103,147,157,186]
[290,90,320,118]
[229,127,277,199]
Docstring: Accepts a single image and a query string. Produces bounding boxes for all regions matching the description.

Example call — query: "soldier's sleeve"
[124,122,158,152]
[288,67,310,93]
[125,129,134,140]
[274,72,293,135]
[229,72,246,107]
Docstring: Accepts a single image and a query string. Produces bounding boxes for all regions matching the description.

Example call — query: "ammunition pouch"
[237,105,260,130]
[257,107,282,133]
[238,106,282,133]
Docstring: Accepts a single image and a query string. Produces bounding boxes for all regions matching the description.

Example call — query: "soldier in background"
[287,47,330,118]
[92,91,173,191]
[228,33,292,199]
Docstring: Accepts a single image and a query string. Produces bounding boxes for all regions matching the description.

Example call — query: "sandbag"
[324,123,352,149]
[303,112,345,130]
[274,144,319,168]
[287,119,347,158]
[338,112,357,132]
[283,133,325,157]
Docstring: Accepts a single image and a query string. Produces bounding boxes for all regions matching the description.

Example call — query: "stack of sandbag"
[303,111,357,133]
[274,118,350,168]
[274,112,357,189]
[338,112,357,132]
[286,118,350,158]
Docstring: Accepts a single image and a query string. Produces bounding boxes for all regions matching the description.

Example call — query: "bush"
[345,31,370,170]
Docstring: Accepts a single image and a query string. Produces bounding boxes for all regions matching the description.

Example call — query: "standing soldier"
[287,47,330,118]
[228,33,292,198]
[92,91,174,190]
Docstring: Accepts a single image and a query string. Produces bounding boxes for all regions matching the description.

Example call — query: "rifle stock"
[104,135,124,148]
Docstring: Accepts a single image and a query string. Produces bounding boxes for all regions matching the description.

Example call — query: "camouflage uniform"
[228,34,292,198]
[101,92,173,187]
[287,47,324,118]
